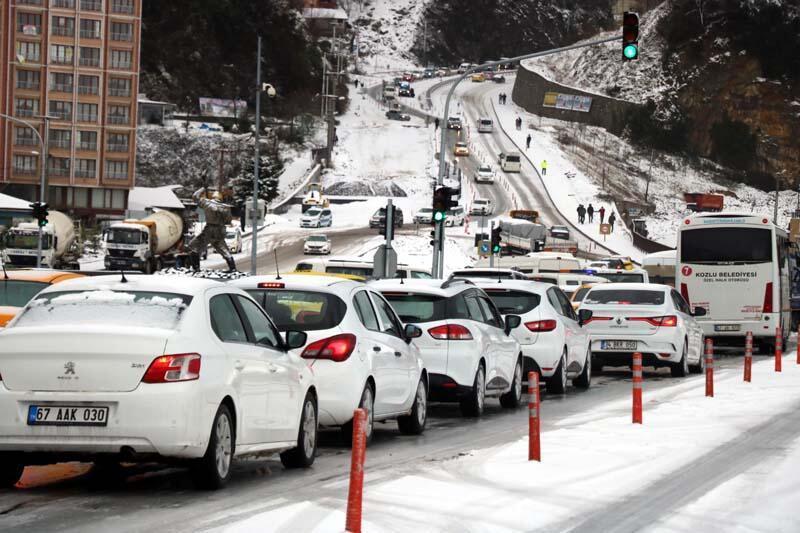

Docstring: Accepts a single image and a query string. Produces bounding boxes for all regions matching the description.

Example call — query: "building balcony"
[111,32,133,42]
[52,27,75,37]
[110,61,132,70]
[107,115,129,125]
[50,139,72,149]
[79,30,101,40]
[75,169,97,178]
[77,142,98,151]
[106,171,128,180]
[81,0,102,11]
[79,57,100,67]
[108,87,132,98]
[49,111,73,121]
[17,25,42,36]
[48,168,71,177]
[51,83,74,93]
[112,1,134,14]
[53,0,77,8]
[14,137,38,147]
[13,166,38,176]
[16,81,40,90]
[78,85,99,95]
[19,54,41,63]
[15,108,36,118]
[106,143,129,152]
[17,0,43,6]
[51,57,74,66]
[77,114,98,123]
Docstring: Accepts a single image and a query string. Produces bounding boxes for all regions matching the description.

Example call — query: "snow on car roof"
[39,274,224,296]
[589,282,668,291]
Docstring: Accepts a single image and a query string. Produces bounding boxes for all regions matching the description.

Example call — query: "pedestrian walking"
[599,206,606,224]
[526,134,532,149]
[541,160,547,175]
[516,117,522,130]
[587,203,594,223]
[499,93,503,104]
[577,204,586,224]
[434,117,440,130]
[608,212,616,232]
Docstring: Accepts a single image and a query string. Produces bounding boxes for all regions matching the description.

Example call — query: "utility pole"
[423,20,428,68]
[250,35,262,276]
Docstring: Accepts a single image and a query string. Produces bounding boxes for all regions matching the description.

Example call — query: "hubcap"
[362,388,374,438]
[416,382,427,425]
[514,362,522,399]
[215,414,232,478]
[302,400,317,458]
[477,368,485,411]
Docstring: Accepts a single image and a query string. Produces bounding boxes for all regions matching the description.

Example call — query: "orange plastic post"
[705,338,714,397]
[632,352,643,424]
[744,331,753,383]
[528,371,541,461]
[345,408,367,533]
[775,326,782,373]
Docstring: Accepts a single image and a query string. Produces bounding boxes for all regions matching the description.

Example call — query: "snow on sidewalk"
[220,353,800,532]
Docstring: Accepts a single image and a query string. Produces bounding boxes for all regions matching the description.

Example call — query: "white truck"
[2,211,80,269]
[103,210,185,273]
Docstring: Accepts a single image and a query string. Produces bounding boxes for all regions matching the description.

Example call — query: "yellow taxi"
[454,141,470,156]
[570,282,602,311]
[471,73,485,82]
[0,270,84,327]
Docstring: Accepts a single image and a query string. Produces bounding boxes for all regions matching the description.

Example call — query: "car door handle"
[234,360,244,371]
[373,346,382,352]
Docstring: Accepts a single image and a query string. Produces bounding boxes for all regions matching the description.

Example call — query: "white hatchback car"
[300,207,333,228]
[372,279,523,417]
[475,280,592,393]
[475,164,495,184]
[0,275,317,489]
[230,274,428,445]
[470,198,494,216]
[579,283,706,376]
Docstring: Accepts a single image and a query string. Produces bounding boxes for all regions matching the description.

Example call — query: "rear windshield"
[451,270,516,279]
[326,266,373,277]
[295,262,314,271]
[529,276,557,285]
[14,290,192,329]
[0,280,48,307]
[681,227,772,264]
[597,272,645,283]
[410,270,432,279]
[584,290,665,305]
[572,287,591,302]
[504,155,520,163]
[246,289,346,332]
[381,293,446,323]
[484,289,541,315]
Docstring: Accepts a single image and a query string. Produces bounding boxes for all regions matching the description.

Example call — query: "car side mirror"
[504,315,521,335]
[692,307,707,317]
[404,324,423,343]
[578,309,593,326]
[285,330,307,350]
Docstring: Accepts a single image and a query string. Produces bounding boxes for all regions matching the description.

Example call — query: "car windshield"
[306,209,321,217]
[418,208,432,214]
[0,280,49,307]
[598,272,645,283]
[246,289,346,332]
[483,289,541,315]
[107,228,144,244]
[584,289,665,305]
[478,166,491,173]
[14,290,192,329]
[456,142,467,147]
[225,231,237,238]
[475,200,488,205]
[307,236,328,242]
[381,293,446,323]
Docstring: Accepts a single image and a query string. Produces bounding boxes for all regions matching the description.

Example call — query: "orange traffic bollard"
[528,371,541,461]
[632,353,642,424]
[705,338,714,397]
[744,331,753,383]
[345,408,367,533]
[775,326,782,373]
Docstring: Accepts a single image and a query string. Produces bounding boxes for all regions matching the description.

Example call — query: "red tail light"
[525,320,557,332]
[680,283,690,306]
[142,354,201,383]
[428,324,473,340]
[301,334,356,362]
[258,282,285,289]
[583,316,612,325]
[628,315,678,327]
[763,282,773,314]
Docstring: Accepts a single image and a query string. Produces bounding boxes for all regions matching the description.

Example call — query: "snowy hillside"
[349,0,428,71]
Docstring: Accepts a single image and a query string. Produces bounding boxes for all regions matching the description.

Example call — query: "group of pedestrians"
[576,203,615,231]
[498,93,509,105]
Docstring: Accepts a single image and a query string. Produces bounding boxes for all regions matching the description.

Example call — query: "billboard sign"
[198,97,247,118]
[542,92,592,113]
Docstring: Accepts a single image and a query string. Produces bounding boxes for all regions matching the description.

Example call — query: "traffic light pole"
[489,221,495,268]
[35,117,51,269]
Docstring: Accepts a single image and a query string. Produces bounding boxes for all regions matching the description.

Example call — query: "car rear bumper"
[311,362,368,427]
[593,352,677,369]
[698,317,777,338]
[521,341,562,378]
[590,336,680,362]
[428,373,472,401]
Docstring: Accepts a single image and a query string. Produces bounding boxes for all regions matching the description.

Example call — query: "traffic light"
[378,204,395,240]
[429,230,436,247]
[622,12,639,60]
[30,202,49,227]
[433,186,454,223]
[491,225,502,254]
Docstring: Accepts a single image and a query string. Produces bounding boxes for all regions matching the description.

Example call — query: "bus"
[478,117,494,133]
[642,250,676,286]
[676,213,790,350]
[499,152,522,173]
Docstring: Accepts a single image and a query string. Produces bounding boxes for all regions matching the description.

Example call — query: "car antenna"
[120,270,128,283]
[274,249,282,280]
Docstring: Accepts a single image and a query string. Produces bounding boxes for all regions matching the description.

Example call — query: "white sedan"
[304,234,331,255]
[474,164,495,184]
[475,280,592,393]
[579,283,705,376]
[0,275,318,489]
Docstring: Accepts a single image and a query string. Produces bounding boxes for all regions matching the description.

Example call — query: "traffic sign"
[478,240,490,257]
[373,245,397,279]
[600,223,611,235]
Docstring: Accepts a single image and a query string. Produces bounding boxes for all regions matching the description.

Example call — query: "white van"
[478,252,582,274]
[470,198,493,216]
[499,151,522,173]
[593,268,650,284]
[383,86,397,99]
[294,256,432,279]
[478,118,494,133]
[526,272,609,297]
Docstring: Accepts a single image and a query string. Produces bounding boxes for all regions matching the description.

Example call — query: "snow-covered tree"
[230,152,283,208]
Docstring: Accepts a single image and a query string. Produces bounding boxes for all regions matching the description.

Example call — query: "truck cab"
[104,222,153,272]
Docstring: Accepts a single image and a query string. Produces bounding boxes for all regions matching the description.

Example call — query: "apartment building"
[0,0,141,220]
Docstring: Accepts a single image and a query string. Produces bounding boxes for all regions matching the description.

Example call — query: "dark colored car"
[492,75,506,83]
[386,110,411,121]
[369,207,405,229]
[447,117,463,130]
[399,87,416,97]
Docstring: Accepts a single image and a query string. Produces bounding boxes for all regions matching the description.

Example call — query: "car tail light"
[525,320,557,332]
[628,315,678,327]
[142,354,201,383]
[428,324,473,340]
[583,316,612,325]
[258,282,285,289]
[301,334,356,362]
[763,282,773,314]
[680,283,690,306]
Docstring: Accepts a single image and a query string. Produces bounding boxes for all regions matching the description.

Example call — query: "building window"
[107,133,129,152]
[78,74,100,95]
[50,72,74,93]
[107,105,130,125]
[79,46,100,67]
[13,154,38,175]
[17,12,42,35]
[16,41,41,62]
[110,49,132,70]
[108,77,131,97]
[16,69,40,90]
[52,16,75,37]
[111,189,126,209]
[50,45,75,65]
[74,187,88,207]
[14,127,38,147]
[110,22,133,41]
[15,97,39,117]
[78,131,98,151]
[53,0,76,8]
[112,0,134,14]
[49,100,73,121]
[77,103,99,122]
[48,157,71,177]
[76,159,97,178]
[79,19,101,39]
[17,0,44,6]
[105,160,129,179]
[80,0,102,12]
[49,129,72,149]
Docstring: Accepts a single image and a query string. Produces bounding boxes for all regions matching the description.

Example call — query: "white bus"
[499,152,522,173]
[477,117,494,133]
[676,213,790,349]
[642,250,676,286]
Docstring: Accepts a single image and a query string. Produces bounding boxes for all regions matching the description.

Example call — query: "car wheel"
[573,349,592,389]
[671,341,689,378]
[500,357,523,408]
[191,403,235,490]
[689,336,704,374]
[460,364,486,417]
[546,351,568,394]
[280,392,318,468]
[342,384,375,446]
[0,455,24,488]
[398,378,428,435]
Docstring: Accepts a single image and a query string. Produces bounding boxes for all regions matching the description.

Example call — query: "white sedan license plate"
[715,324,740,332]
[601,340,638,350]
[27,405,109,427]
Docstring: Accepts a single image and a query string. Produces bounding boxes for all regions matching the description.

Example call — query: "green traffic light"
[433,211,446,222]
[623,44,638,60]
[492,245,501,253]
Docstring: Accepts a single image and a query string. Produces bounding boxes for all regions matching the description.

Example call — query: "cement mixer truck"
[2,211,80,269]
[104,210,186,273]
